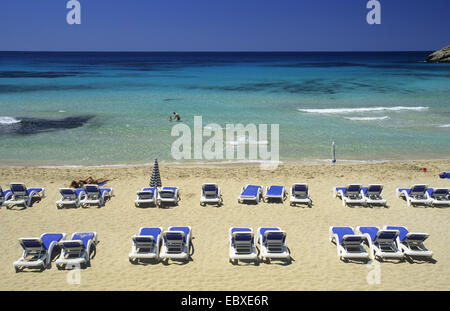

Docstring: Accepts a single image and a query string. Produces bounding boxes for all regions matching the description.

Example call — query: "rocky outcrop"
[426,46,450,63]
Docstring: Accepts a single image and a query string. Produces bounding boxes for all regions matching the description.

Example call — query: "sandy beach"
[0,159,449,291]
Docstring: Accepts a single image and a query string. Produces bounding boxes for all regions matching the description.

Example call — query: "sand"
[0,159,449,291]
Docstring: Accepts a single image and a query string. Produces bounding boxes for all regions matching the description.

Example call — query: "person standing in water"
[173,112,181,121]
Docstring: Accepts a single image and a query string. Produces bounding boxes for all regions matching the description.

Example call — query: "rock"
[426,45,450,63]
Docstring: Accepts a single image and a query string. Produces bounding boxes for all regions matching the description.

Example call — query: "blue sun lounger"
[55,232,98,269]
[0,186,12,206]
[426,188,450,206]
[160,226,192,261]
[361,184,387,206]
[135,187,158,207]
[238,185,263,204]
[289,183,312,207]
[257,227,290,262]
[396,184,432,206]
[329,226,369,261]
[5,183,45,208]
[13,233,66,272]
[333,184,365,206]
[56,188,86,209]
[383,226,433,258]
[81,184,113,207]
[263,185,286,202]
[129,227,163,262]
[229,227,258,264]
[200,183,222,206]
[157,187,180,206]
[356,226,403,260]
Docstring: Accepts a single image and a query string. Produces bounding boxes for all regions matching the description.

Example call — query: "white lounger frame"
[5,182,45,208]
[0,186,12,206]
[56,188,86,209]
[55,232,98,269]
[13,233,67,272]
[329,226,370,261]
[289,183,312,207]
[159,226,192,261]
[257,227,290,262]
[229,228,258,263]
[361,184,387,206]
[80,184,113,207]
[426,188,450,207]
[128,227,163,262]
[200,183,222,206]
[157,187,180,206]
[396,184,432,206]
[356,226,403,260]
[333,184,365,206]
[135,188,158,207]
[383,226,433,258]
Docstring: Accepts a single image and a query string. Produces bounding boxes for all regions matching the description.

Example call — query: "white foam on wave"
[438,124,450,128]
[298,106,429,114]
[345,116,390,121]
[0,116,21,125]
[226,136,269,145]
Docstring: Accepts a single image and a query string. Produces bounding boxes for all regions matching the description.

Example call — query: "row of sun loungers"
[237,184,312,207]
[1,183,448,209]
[14,226,291,272]
[14,225,432,272]
[229,227,291,264]
[0,183,45,208]
[135,186,181,207]
[129,226,192,262]
[13,232,98,272]
[329,226,433,262]
[334,184,450,207]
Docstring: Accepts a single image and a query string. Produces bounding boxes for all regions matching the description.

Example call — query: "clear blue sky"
[0,0,448,51]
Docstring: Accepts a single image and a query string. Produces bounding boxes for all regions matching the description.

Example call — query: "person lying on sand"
[69,177,110,188]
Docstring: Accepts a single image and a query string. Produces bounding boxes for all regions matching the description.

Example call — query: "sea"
[0,51,449,167]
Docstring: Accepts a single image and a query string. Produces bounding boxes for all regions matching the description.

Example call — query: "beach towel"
[439,172,450,179]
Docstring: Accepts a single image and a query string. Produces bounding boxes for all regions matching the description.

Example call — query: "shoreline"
[1,157,449,169]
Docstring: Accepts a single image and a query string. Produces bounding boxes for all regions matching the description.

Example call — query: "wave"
[438,124,450,128]
[0,116,21,125]
[345,116,390,121]
[298,106,429,114]
[226,136,269,145]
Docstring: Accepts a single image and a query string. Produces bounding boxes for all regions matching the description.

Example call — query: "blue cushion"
[332,227,355,244]
[72,232,95,248]
[168,227,190,242]
[41,233,64,250]
[241,185,261,196]
[259,227,281,242]
[358,226,379,242]
[385,226,409,242]
[139,227,162,239]
[266,186,284,196]
[294,184,307,192]
[335,187,347,194]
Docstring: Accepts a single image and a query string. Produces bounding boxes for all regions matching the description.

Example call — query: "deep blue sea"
[0,52,449,166]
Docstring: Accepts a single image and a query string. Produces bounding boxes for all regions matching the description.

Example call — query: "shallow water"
[0,51,449,166]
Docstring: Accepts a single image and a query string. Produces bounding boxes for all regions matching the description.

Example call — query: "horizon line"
[0,49,434,53]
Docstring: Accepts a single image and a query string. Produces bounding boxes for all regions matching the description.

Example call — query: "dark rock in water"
[426,46,450,63]
[0,115,94,135]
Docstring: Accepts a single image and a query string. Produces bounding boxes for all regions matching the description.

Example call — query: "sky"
[0,0,449,51]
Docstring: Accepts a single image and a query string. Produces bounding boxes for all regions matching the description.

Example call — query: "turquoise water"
[0,52,449,166]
